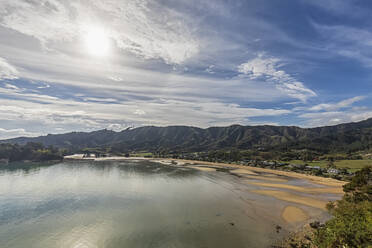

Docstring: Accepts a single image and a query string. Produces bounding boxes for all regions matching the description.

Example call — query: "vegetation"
[130,152,153,157]
[284,159,370,172]
[312,166,372,247]
[285,167,372,248]
[0,142,64,162]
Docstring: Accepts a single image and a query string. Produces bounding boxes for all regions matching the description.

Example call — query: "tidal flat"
[0,160,342,248]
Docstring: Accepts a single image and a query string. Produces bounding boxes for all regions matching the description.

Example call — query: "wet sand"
[154,158,341,223]
[281,206,309,223]
[189,166,217,172]
[161,159,346,187]
[243,175,289,182]
[230,168,258,175]
[247,182,343,194]
[251,190,328,210]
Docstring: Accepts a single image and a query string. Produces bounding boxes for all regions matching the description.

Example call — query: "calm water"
[0,160,289,248]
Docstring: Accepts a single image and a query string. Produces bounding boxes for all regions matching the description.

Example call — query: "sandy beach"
[188,166,217,172]
[243,175,289,182]
[281,206,309,223]
[251,190,329,210]
[157,158,346,187]
[247,182,344,194]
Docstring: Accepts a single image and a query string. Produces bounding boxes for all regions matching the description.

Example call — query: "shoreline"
[153,158,347,187]
[63,155,346,187]
[63,155,344,246]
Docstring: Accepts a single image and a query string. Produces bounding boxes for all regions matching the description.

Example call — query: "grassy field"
[130,152,153,157]
[287,160,372,171]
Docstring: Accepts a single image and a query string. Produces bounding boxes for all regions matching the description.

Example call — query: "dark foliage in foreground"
[0,142,64,162]
[313,166,372,248]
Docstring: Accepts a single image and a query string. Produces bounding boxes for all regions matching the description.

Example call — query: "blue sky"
[0,0,372,139]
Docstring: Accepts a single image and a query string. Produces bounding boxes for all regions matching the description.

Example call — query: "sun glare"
[84,27,110,57]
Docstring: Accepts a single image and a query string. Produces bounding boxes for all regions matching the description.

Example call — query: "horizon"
[1,1,372,139]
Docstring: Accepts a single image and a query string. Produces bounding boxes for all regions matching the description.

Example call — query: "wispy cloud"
[309,96,365,111]
[0,85,291,131]
[303,0,369,19]
[0,0,371,138]
[238,54,316,102]
[0,0,199,64]
[299,109,372,127]
[299,96,371,127]
[311,22,372,67]
[0,57,18,79]
[0,127,40,139]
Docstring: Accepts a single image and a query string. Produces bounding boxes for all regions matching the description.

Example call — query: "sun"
[83,27,110,57]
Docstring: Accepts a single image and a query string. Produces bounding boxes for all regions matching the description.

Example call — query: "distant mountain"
[2,118,372,153]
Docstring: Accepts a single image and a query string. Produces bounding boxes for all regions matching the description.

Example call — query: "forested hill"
[2,118,372,153]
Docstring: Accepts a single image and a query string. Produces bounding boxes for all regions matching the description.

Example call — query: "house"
[83,153,96,158]
[261,161,275,167]
[327,168,340,174]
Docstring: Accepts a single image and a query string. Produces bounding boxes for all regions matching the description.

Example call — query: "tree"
[343,166,372,203]
[313,166,372,247]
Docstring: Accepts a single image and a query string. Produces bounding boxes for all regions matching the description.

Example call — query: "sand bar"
[281,206,309,223]
[189,166,217,172]
[164,159,346,187]
[248,182,343,194]
[243,175,289,182]
[251,190,328,210]
[230,168,258,175]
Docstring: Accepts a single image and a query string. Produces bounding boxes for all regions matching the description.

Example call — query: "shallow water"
[0,160,322,248]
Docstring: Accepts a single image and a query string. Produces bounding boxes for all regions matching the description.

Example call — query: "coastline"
[63,156,344,236]
[63,155,346,188]
[153,158,346,187]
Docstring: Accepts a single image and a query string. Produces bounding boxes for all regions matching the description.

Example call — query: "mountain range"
[2,118,372,153]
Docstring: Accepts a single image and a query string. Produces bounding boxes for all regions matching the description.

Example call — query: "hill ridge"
[2,118,372,152]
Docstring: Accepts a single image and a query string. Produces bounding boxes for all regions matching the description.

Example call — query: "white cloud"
[238,54,316,102]
[0,42,286,104]
[108,76,123,82]
[276,82,316,102]
[4,83,19,90]
[0,86,291,139]
[37,83,50,89]
[298,96,371,127]
[83,97,118,103]
[299,109,372,127]
[134,109,146,116]
[0,127,39,139]
[205,65,215,74]
[309,96,365,111]
[0,0,199,64]
[107,123,126,131]
[3,0,364,135]
[0,57,18,79]
[238,56,284,79]
[0,85,59,102]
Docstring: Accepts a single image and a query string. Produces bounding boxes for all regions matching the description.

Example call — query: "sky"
[0,0,372,139]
